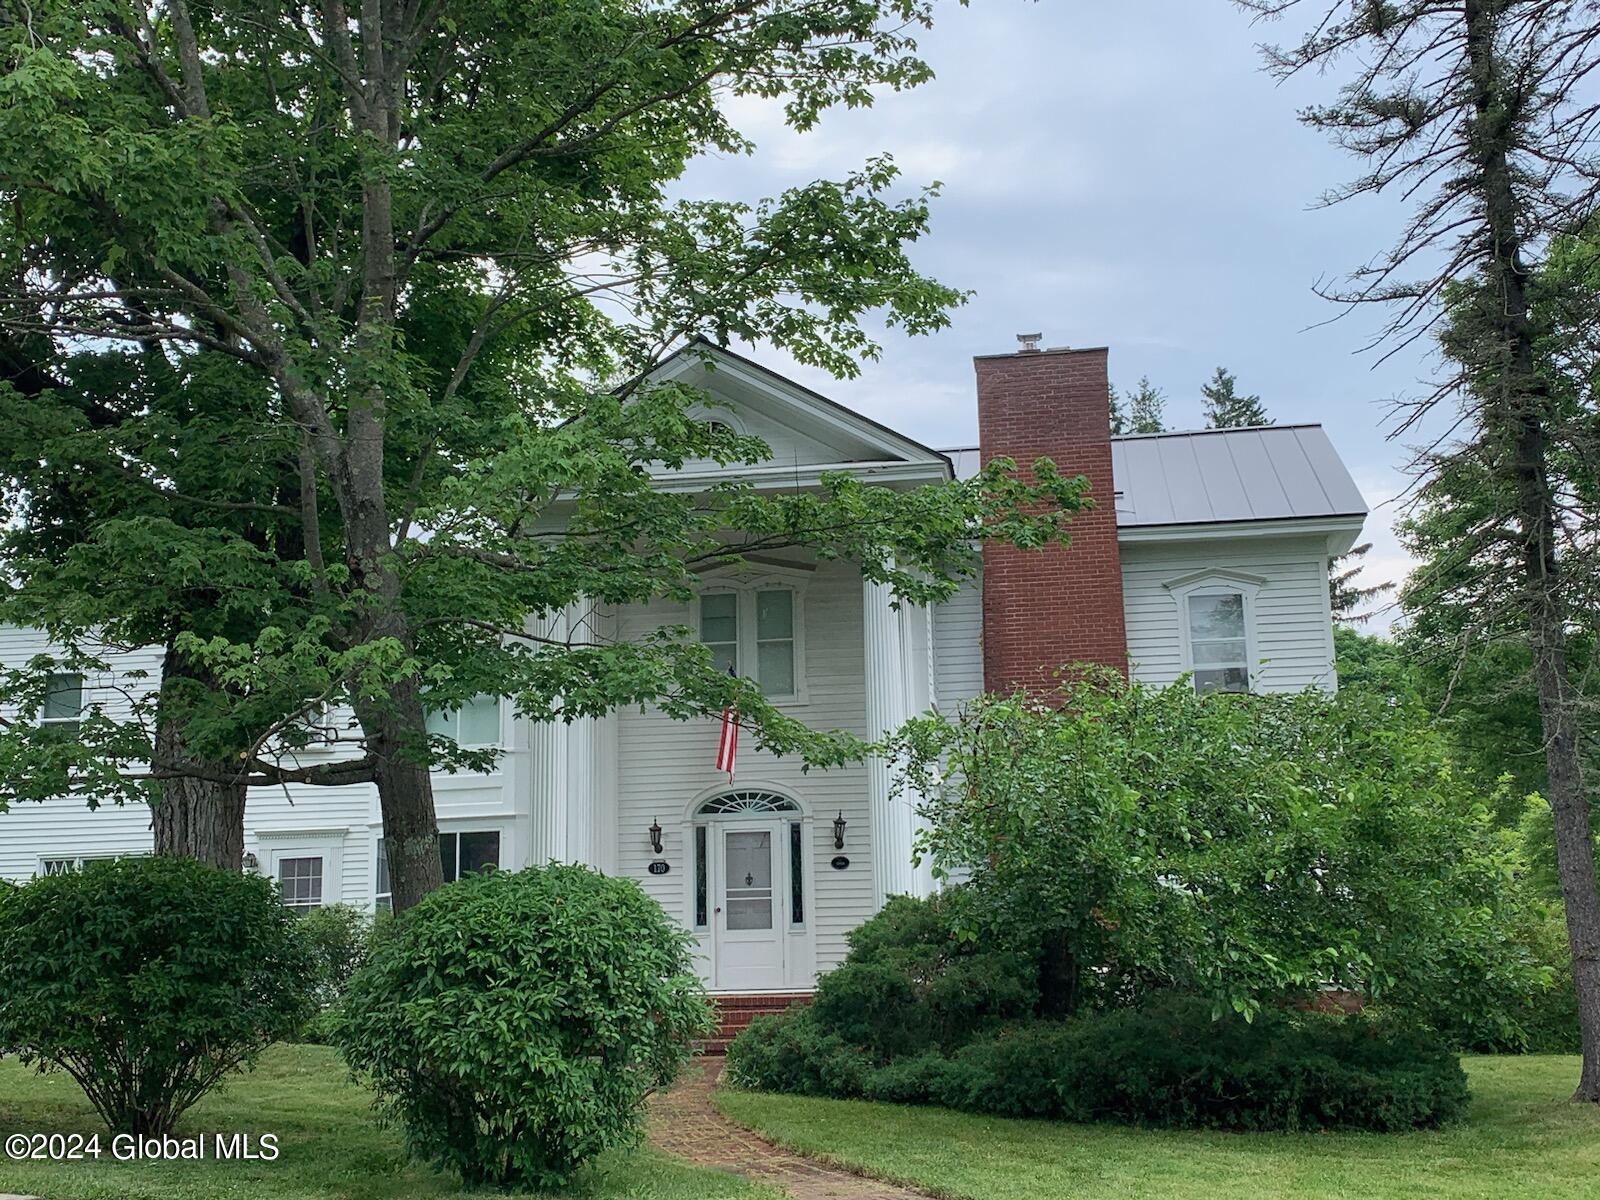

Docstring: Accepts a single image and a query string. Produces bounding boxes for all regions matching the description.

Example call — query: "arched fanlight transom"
[696,790,800,816]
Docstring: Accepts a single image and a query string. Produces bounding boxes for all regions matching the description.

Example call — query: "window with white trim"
[40,672,84,732]
[697,586,803,700]
[700,592,739,675]
[425,694,501,746]
[375,829,501,911]
[278,856,324,910]
[1186,591,1250,694]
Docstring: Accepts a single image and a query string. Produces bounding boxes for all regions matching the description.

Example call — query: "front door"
[714,821,786,990]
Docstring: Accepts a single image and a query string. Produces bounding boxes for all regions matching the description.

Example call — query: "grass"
[714,1055,1600,1200]
[0,1044,776,1200]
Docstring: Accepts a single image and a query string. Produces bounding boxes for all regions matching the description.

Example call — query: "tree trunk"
[1466,0,1600,1102]
[150,643,247,871]
[356,672,443,912]
[334,27,443,913]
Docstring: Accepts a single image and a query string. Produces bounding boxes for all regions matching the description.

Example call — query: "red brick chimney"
[975,340,1128,693]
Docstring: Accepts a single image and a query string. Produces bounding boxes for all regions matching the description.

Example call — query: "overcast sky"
[677,1,1458,634]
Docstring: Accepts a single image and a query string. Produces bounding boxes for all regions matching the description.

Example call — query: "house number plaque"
[647,860,670,875]
[830,855,850,870]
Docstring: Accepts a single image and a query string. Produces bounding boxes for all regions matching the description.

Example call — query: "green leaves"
[0,858,316,1133]
[334,864,712,1190]
[897,674,1547,1040]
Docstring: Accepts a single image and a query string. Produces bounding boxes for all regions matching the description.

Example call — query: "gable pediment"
[647,342,950,482]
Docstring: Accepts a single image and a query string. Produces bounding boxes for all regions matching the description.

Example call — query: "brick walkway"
[648,1060,933,1200]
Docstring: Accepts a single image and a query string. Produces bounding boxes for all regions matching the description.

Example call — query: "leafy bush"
[1040,997,1468,1131]
[286,903,373,1043]
[0,857,314,1134]
[297,903,372,1008]
[897,676,1546,1036]
[724,1008,874,1096]
[730,996,1469,1132]
[335,864,712,1191]
[808,893,1037,1059]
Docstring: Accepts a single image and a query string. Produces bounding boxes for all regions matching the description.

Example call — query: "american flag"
[716,669,738,780]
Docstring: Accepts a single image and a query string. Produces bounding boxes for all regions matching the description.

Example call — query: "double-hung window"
[698,585,802,701]
[425,695,501,746]
[700,593,740,675]
[40,672,84,733]
[1186,591,1251,694]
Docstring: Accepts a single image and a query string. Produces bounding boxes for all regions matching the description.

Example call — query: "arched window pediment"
[696,790,800,816]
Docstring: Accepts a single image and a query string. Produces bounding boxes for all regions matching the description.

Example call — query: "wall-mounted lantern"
[648,819,664,855]
[832,811,847,851]
[242,852,259,873]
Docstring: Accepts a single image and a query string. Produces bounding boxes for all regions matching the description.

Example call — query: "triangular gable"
[648,340,952,477]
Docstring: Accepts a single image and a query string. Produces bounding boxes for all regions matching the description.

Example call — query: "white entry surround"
[0,341,1366,993]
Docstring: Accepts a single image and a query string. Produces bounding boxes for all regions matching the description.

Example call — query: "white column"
[527,609,570,865]
[904,600,937,898]
[527,600,605,869]
[561,598,603,868]
[863,575,920,905]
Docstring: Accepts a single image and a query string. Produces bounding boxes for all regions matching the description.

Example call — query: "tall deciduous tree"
[1201,366,1271,428]
[1241,0,1600,1099]
[0,1,1087,908]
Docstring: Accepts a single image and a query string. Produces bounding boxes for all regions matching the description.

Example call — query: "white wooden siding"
[1121,535,1336,692]
[610,558,873,982]
[0,624,527,901]
[932,578,984,712]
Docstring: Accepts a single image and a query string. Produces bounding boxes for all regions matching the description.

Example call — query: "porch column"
[863,574,922,905]
[527,600,606,869]
[527,608,570,865]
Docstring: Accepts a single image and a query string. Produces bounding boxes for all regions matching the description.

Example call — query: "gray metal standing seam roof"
[943,425,1368,528]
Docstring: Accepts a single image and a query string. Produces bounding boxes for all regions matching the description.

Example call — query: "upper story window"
[1186,591,1250,694]
[425,694,501,747]
[40,672,84,733]
[698,584,803,701]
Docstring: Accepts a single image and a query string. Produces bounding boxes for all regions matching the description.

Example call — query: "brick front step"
[698,992,812,1056]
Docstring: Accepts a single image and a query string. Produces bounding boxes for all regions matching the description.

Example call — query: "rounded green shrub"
[808,893,1038,1059]
[334,863,713,1191]
[0,856,315,1134]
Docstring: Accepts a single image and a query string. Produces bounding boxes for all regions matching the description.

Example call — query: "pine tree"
[1244,0,1600,1100]
[1126,377,1167,434]
[1328,542,1394,624]
[1201,366,1272,428]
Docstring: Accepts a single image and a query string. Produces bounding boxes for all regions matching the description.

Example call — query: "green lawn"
[0,1045,775,1200]
[715,1055,1600,1200]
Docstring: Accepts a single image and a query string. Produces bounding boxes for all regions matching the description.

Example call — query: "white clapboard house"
[0,338,1367,1006]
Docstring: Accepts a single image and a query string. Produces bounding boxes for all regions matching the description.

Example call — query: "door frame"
[682,783,817,993]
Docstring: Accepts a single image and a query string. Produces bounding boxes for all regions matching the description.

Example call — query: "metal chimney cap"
[1016,332,1043,353]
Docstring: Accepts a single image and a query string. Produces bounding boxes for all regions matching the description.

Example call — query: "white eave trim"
[650,459,952,492]
[1117,514,1367,556]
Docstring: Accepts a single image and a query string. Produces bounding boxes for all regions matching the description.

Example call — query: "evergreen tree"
[1201,366,1272,428]
[1245,0,1600,1099]
[1126,377,1168,434]
[1328,542,1394,624]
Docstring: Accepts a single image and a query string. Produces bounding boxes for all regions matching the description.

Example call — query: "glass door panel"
[723,830,773,930]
